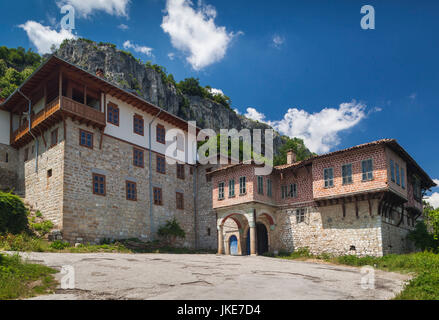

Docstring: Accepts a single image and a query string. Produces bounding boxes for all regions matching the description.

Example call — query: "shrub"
[0,192,29,234]
[157,218,186,246]
[31,221,54,236]
[0,233,46,252]
[49,240,70,250]
[408,221,438,252]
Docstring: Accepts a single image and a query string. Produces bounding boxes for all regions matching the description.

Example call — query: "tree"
[274,136,315,166]
[424,201,439,241]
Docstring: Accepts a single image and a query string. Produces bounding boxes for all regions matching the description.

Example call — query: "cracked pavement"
[18,252,410,300]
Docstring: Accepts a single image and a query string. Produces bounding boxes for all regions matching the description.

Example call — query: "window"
[207,228,211,236]
[153,187,163,205]
[257,176,264,195]
[156,124,166,144]
[133,114,144,136]
[92,174,106,196]
[290,183,297,198]
[267,179,272,197]
[126,181,137,201]
[50,129,58,147]
[176,192,184,210]
[218,182,225,200]
[47,169,52,178]
[177,164,185,180]
[133,148,144,168]
[401,168,406,189]
[342,164,353,185]
[324,168,334,188]
[79,129,93,149]
[390,159,395,182]
[24,148,29,162]
[157,155,166,174]
[296,209,306,224]
[395,163,400,186]
[281,185,288,199]
[362,159,374,181]
[239,177,246,195]
[190,167,194,175]
[107,103,119,126]
[229,179,235,197]
[5,152,8,163]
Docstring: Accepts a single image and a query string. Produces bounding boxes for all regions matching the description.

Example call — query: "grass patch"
[268,248,439,300]
[0,234,215,254]
[0,253,57,300]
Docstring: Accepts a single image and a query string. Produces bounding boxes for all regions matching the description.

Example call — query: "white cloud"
[19,21,77,54]
[425,193,439,209]
[208,88,224,96]
[57,0,130,18]
[409,93,417,101]
[244,107,267,123]
[161,0,240,70]
[234,109,240,115]
[272,34,285,48]
[434,179,439,186]
[118,24,129,30]
[241,101,368,154]
[168,52,175,60]
[123,40,153,56]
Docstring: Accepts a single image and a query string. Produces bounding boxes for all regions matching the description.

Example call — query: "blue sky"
[1,0,438,201]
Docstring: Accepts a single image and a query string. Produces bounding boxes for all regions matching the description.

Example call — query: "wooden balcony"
[11,96,106,148]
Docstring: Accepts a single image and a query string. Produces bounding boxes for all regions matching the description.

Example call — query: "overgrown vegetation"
[274,136,315,166]
[157,218,186,247]
[0,46,41,99]
[0,192,29,234]
[0,253,57,300]
[176,77,232,109]
[267,248,439,300]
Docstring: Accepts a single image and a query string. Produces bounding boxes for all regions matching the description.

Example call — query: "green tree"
[274,136,315,166]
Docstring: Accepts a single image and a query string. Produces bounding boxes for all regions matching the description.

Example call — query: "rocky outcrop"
[54,39,289,154]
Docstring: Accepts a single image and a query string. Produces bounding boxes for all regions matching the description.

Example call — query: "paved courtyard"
[20,252,410,300]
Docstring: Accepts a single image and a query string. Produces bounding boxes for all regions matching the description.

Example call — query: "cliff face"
[55,39,286,153]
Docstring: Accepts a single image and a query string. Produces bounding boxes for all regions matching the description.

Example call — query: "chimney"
[287,150,296,164]
[96,68,105,78]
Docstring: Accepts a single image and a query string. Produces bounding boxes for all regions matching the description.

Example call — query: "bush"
[0,192,29,235]
[31,221,54,236]
[408,221,438,252]
[0,233,46,252]
[49,240,70,250]
[157,218,186,246]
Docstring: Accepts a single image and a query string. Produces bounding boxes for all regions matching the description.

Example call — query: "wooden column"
[250,225,257,256]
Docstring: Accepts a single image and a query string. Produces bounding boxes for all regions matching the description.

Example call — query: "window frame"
[290,183,297,198]
[133,147,144,168]
[229,179,235,198]
[324,167,334,188]
[218,182,225,200]
[153,187,163,206]
[401,167,406,189]
[342,163,353,185]
[361,159,374,182]
[257,176,264,195]
[133,114,144,136]
[79,129,94,149]
[107,102,120,126]
[177,163,185,180]
[395,162,401,186]
[390,159,395,182]
[176,192,184,210]
[296,208,306,224]
[126,181,137,201]
[92,173,106,196]
[156,124,166,144]
[156,154,166,174]
[239,176,247,195]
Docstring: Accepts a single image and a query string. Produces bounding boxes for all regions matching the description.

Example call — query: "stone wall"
[16,124,65,227]
[62,118,196,245]
[269,200,384,257]
[196,165,218,250]
[0,143,18,192]
[381,221,416,255]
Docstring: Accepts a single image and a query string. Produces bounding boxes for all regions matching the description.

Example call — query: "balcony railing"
[11,96,105,147]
